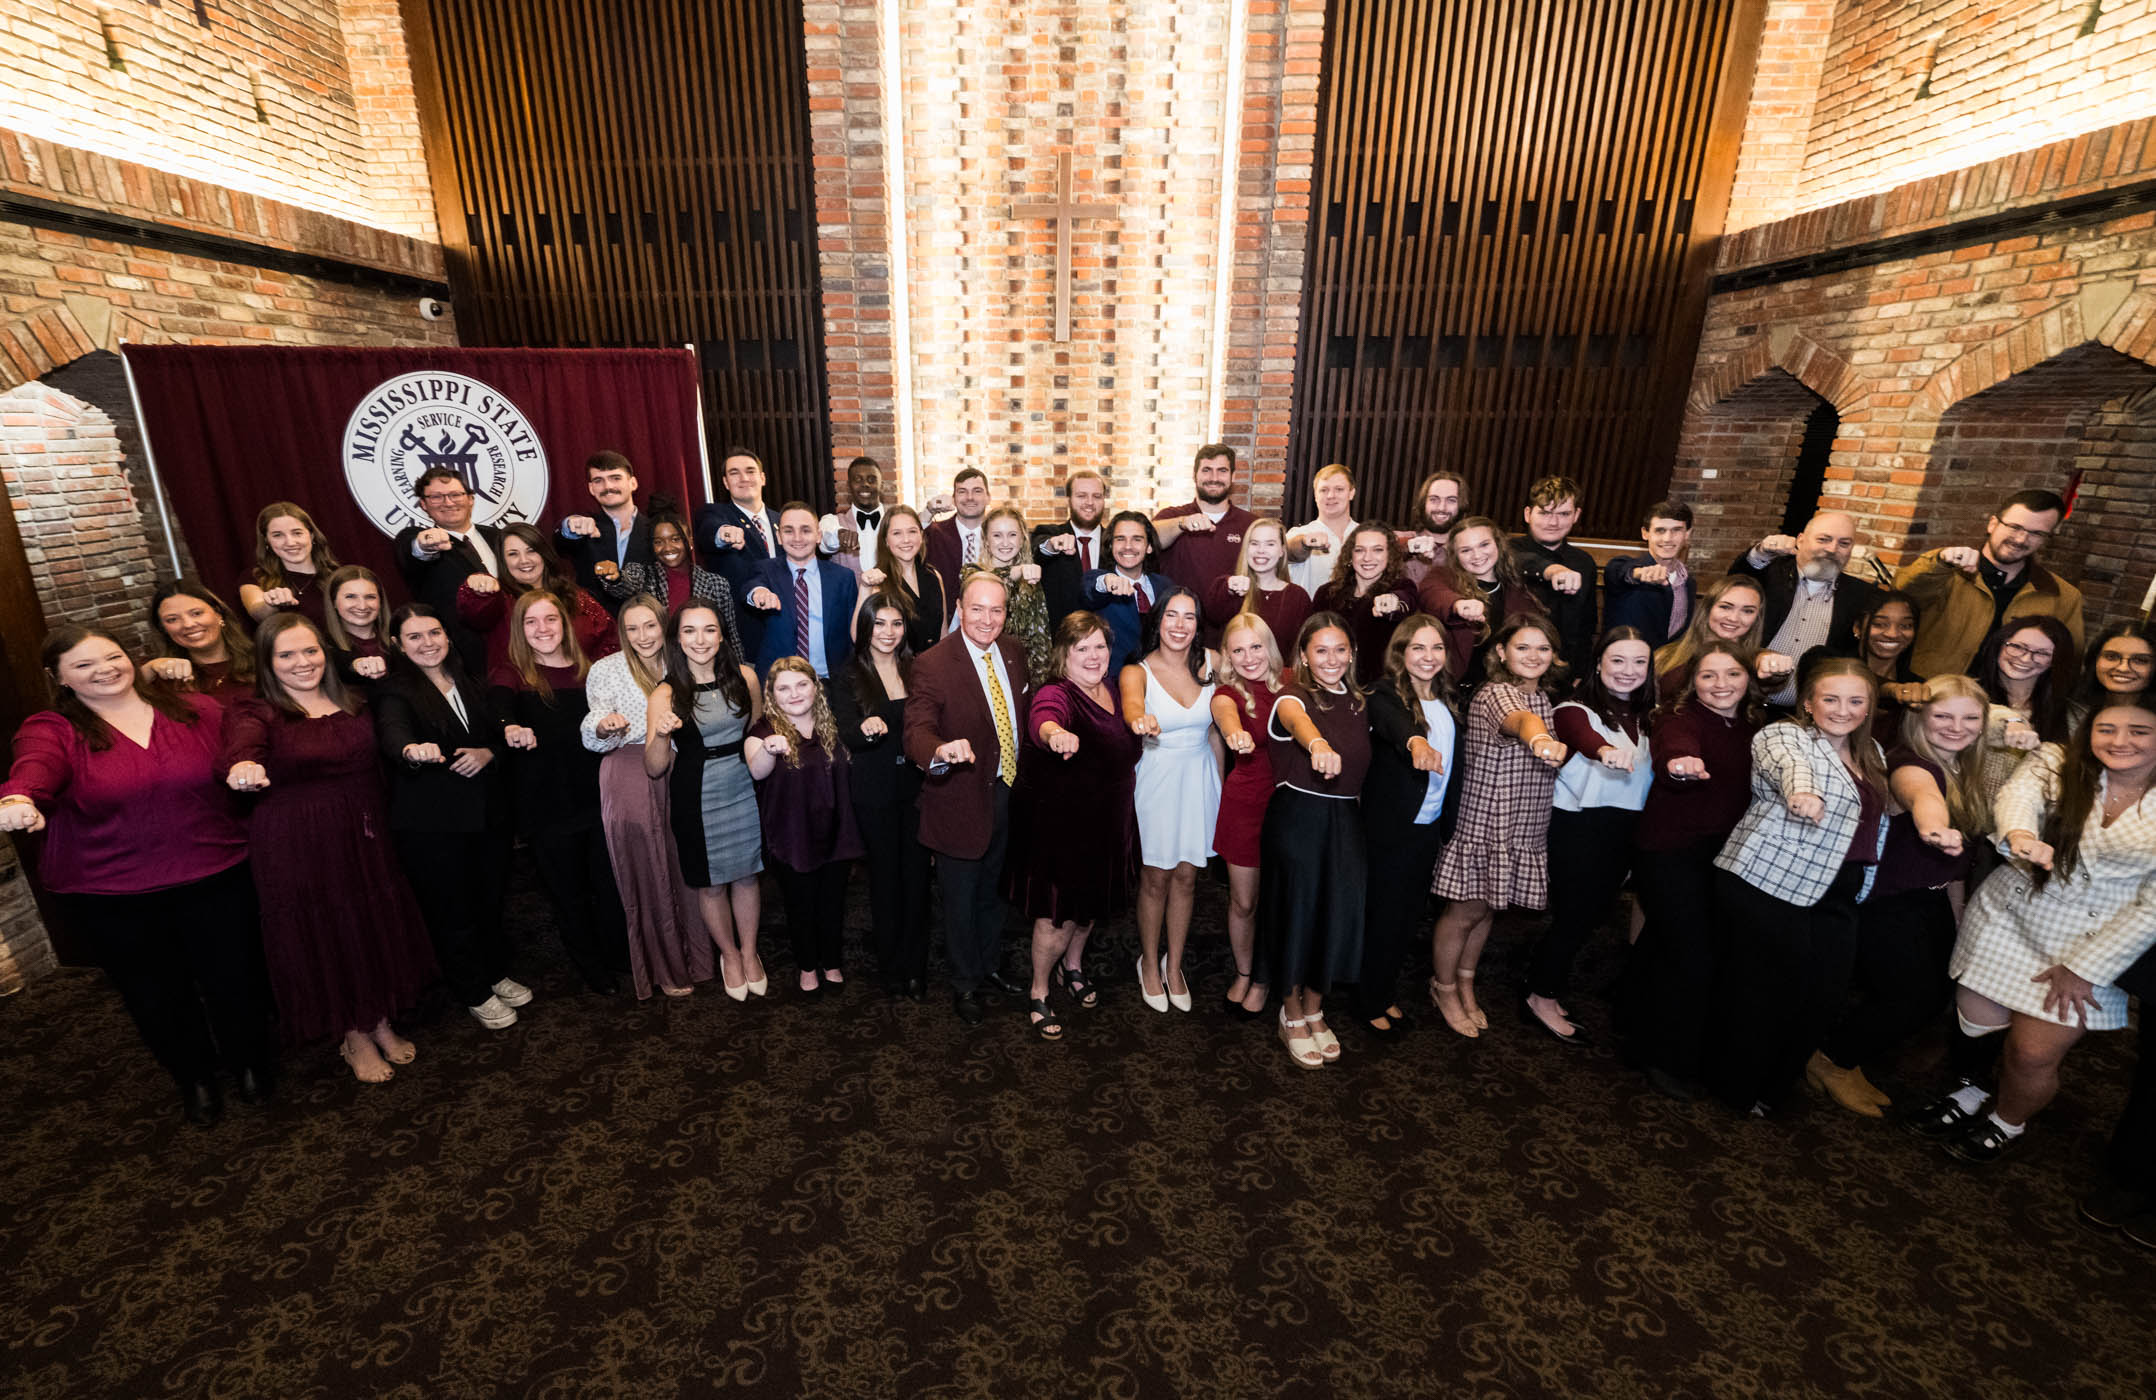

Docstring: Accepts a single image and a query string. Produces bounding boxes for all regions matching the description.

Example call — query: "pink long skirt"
[598,747,712,998]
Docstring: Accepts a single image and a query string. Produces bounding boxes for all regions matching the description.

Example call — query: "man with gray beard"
[1729,510,1880,707]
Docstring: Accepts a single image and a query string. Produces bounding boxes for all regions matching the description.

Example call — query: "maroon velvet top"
[1871,748,1972,895]
[1312,579,1421,685]
[1636,703,1761,852]
[748,718,865,869]
[1201,579,1312,653]
[1552,706,1642,756]
[3,693,247,895]
[241,570,327,627]
[458,581,620,676]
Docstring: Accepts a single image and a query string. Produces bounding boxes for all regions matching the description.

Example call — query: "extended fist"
[1309,739,1342,780]
[1018,563,1042,585]
[860,568,886,588]
[717,525,747,551]
[1546,566,1583,595]
[143,657,194,684]
[1788,793,1826,823]
[859,716,888,739]
[226,762,270,791]
[416,528,453,556]
[0,801,44,833]
[1632,563,1671,586]
[1045,533,1077,556]
[1939,546,1982,573]
[1047,728,1080,757]
[1756,650,1794,679]
[1372,593,1403,618]
[353,656,388,680]
[504,725,539,749]
[1756,534,1798,558]
[1227,576,1250,597]
[760,732,791,760]
[1408,736,1445,774]
[1096,574,1135,598]
[1454,599,1487,625]
[1129,713,1162,738]
[1919,823,1964,857]
[1666,756,1710,781]
[1177,513,1215,534]
[594,560,620,582]
[1407,535,1438,559]
[747,587,782,611]
[402,742,445,764]
[564,515,601,539]
[934,738,975,767]
[1597,746,1634,772]
[465,573,502,595]
[1224,729,1255,757]
[2007,830,2054,869]
[263,587,298,608]
[2002,720,2040,752]
[595,712,630,739]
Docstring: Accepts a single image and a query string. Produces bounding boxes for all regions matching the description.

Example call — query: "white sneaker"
[491,978,533,1008]
[469,995,518,1030]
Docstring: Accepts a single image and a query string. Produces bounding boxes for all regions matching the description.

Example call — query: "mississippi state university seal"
[342,371,549,534]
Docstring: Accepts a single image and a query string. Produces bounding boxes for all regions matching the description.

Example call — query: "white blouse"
[579,651,663,752]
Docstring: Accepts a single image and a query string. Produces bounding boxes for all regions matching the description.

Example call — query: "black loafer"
[952,991,985,1026]
[2080,1185,2156,1231]
[984,970,1026,998]
[1518,998,1591,1048]
[181,1080,223,1128]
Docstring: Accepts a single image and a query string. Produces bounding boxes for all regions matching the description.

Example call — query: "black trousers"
[2107,1010,2156,1193]
[857,797,932,983]
[526,825,629,984]
[395,827,514,1007]
[1356,819,1445,1018]
[937,781,1010,994]
[1529,806,1638,1001]
[1620,837,1726,1080]
[1819,885,1955,1073]
[772,856,852,973]
[1706,863,1864,1110]
[58,862,276,1089]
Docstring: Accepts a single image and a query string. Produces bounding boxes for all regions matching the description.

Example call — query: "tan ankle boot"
[1805,1051,1884,1119]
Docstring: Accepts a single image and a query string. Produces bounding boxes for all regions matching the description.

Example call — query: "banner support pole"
[685,343,715,506]
[117,343,184,576]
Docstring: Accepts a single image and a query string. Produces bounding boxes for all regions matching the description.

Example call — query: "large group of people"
[4,445,2152,1246]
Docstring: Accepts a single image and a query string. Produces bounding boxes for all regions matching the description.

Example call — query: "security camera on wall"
[418,298,450,321]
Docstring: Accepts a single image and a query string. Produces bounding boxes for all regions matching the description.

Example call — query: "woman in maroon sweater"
[1415,516,1545,687]
[143,578,257,702]
[2,625,276,1126]
[459,522,617,677]
[747,658,864,997]
[1313,522,1419,686]
[1620,643,1764,1100]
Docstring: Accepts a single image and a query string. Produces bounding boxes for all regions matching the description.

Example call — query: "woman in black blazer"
[1358,612,1464,1035]
[830,599,932,997]
[374,604,528,1028]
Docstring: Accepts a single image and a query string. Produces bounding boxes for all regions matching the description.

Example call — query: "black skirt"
[1254,787,1367,994]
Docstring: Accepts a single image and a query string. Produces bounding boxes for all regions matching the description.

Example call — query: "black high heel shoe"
[1518,996,1591,1048]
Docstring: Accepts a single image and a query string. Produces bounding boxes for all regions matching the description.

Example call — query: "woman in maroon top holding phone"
[2,625,277,1126]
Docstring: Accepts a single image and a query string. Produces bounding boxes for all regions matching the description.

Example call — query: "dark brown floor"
[2,873,2151,1399]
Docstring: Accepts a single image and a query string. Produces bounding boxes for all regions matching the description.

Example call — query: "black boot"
[181,1080,224,1128]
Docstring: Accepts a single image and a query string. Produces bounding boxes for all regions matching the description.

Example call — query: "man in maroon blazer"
[904,571,1032,1024]
[923,466,992,612]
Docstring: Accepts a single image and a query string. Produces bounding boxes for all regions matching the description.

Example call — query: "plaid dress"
[1433,682,1556,910]
[1950,745,2156,1030]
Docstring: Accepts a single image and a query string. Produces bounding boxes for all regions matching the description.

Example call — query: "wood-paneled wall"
[400,0,830,507]
[1290,0,1765,538]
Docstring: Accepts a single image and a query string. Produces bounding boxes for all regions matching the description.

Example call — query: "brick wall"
[1722,0,1835,232]
[0,380,156,644]
[807,0,1317,520]
[1796,0,2156,214]
[1673,119,2156,630]
[0,0,437,239]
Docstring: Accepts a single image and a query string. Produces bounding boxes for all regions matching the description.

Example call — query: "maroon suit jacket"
[923,516,972,625]
[903,631,1032,860]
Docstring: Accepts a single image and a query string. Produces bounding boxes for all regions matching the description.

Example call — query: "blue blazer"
[751,556,858,676]
[1081,568,1172,676]
[693,499,781,597]
[1601,554,1699,650]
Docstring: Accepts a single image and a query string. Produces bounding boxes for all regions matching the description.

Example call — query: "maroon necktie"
[1134,579,1150,614]
[1078,534,1092,570]
[794,566,812,657]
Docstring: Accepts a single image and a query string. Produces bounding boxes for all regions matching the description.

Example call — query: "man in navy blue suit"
[1601,499,1698,649]
[746,503,858,677]
[556,450,656,608]
[694,445,782,588]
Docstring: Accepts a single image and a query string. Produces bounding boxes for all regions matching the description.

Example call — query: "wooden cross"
[1011,152,1118,343]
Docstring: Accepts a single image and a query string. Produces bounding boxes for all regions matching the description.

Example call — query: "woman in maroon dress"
[748,658,866,997]
[238,500,338,625]
[1200,518,1310,649]
[221,613,436,1084]
[1209,610,1284,1017]
[1007,610,1143,1037]
[143,578,256,701]
[459,522,617,676]
[2,625,277,1125]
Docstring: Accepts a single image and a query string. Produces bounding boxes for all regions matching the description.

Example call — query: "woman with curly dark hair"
[1313,522,1418,686]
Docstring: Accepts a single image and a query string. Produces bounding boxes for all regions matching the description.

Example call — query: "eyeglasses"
[1994,520,2053,542]
[423,490,471,504]
[2098,650,2155,668]
[2001,642,2055,662]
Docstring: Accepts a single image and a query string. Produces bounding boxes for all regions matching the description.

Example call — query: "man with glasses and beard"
[394,467,504,675]
[1895,489,2085,677]
[1730,509,1879,706]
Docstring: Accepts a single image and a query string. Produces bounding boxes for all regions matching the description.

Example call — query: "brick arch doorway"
[1673,366,1840,565]
[1917,343,2156,627]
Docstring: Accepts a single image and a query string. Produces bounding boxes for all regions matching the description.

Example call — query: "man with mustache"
[1730,509,1879,706]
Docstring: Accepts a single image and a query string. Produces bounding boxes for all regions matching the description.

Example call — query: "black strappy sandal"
[1029,998,1065,1041]
[1052,963,1099,1009]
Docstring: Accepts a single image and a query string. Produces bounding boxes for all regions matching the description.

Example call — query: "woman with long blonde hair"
[239,501,340,624]
[1209,611,1285,1017]
[1202,517,1310,654]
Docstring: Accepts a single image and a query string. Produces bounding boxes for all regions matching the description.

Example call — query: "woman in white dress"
[1924,701,2156,1165]
[1121,586,1222,1012]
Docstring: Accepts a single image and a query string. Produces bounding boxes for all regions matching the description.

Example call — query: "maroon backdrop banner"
[121,345,707,607]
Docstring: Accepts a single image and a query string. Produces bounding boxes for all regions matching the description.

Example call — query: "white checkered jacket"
[1990,743,2156,989]
[1714,721,1887,907]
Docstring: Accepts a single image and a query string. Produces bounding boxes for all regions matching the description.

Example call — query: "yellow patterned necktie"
[981,648,1017,785]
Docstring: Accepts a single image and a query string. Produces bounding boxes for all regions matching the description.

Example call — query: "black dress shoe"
[235,1064,278,1105]
[984,970,1026,997]
[2080,1184,2156,1231]
[181,1080,223,1128]
[1644,1066,1698,1102]
[1944,1113,2023,1165]
[904,977,926,1002]
[952,991,986,1025]
[584,973,621,997]
[1904,1084,1983,1140]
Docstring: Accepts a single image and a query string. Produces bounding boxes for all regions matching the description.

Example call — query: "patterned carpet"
[2,867,2150,1400]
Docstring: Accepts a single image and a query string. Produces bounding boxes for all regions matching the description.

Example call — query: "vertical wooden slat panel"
[400,0,832,507]
[1289,0,1765,538]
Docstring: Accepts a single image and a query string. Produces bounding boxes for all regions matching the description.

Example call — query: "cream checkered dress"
[1950,744,2156,1030]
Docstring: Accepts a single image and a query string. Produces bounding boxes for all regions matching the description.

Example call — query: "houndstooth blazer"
[1714,721,1888,907]
[1987,743,2156,989]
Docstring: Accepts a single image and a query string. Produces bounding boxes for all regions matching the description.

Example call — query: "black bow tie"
[856,508,881,529]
